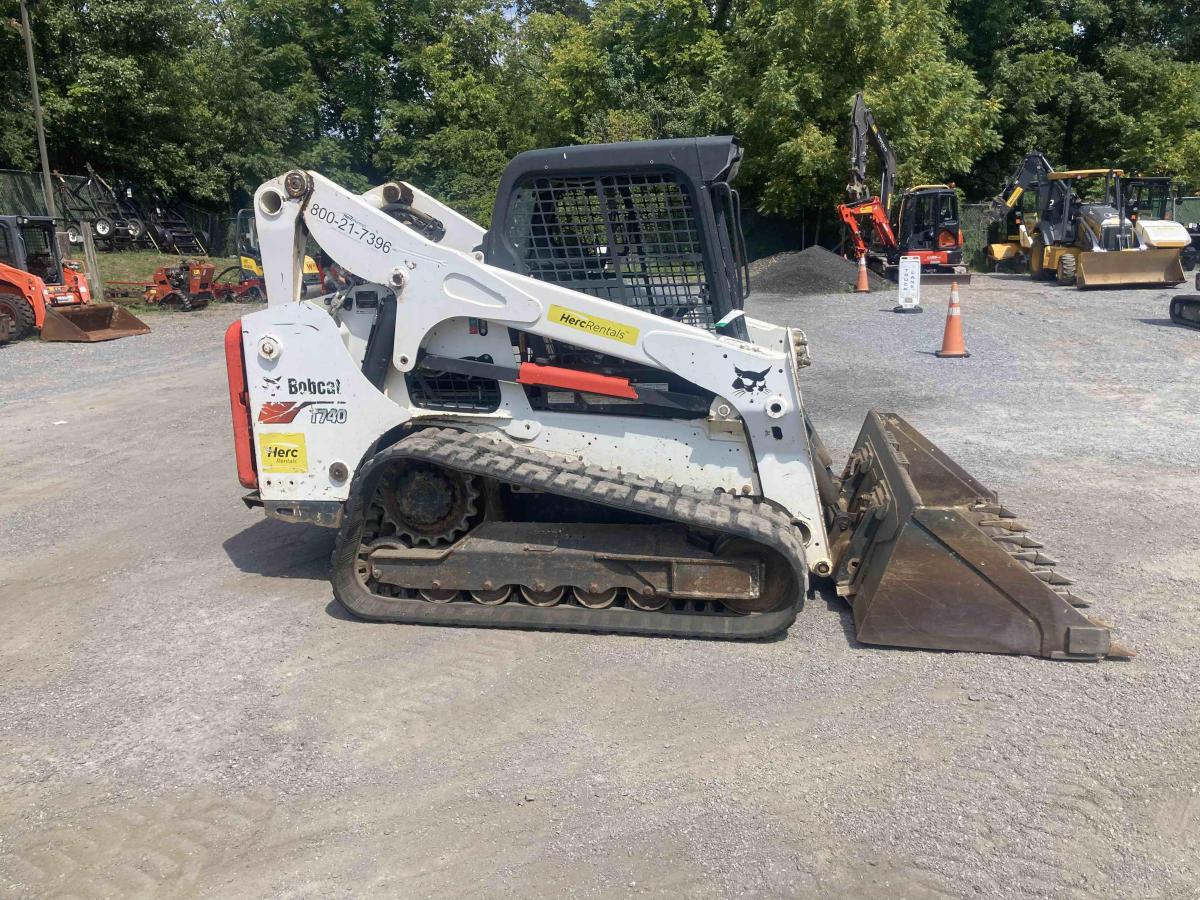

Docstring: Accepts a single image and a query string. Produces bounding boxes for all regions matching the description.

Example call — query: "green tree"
[715,0,998,216]
[950,0,1200,194]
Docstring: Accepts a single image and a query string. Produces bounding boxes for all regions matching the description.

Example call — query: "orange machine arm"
[836,198,898,260]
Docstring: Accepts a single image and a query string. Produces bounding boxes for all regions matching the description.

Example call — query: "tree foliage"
[1,0,1199,219]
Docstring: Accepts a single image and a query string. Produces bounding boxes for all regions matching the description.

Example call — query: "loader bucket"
[1076,249,1184,288]
[40,303,151,342]
[828,411,1132,660]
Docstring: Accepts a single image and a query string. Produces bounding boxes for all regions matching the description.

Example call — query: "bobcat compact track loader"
[226,137,1130,659]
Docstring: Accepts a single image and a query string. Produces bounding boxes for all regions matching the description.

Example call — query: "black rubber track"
[331,428,809,640]
[1170,295,1200,329]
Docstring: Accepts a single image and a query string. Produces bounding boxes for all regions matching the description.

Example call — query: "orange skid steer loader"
[0,215,149,342]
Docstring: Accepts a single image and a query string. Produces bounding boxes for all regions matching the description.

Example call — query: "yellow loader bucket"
[827,411,1132,660]
[1076,248,1185,288]
[40,303,151,342]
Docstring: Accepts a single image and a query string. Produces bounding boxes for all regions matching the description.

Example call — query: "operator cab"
[1119,176,1171,222]
[486,136,749,332]
[0,216,66,286]
[893,185,962,263]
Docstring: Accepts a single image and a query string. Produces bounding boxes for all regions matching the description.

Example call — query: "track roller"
[626,588,669,611]
[574,587,619,609]
[470,587,511,605]
[520,585,565,607]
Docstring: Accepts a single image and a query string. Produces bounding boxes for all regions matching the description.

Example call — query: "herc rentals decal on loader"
[224,138,1131,660]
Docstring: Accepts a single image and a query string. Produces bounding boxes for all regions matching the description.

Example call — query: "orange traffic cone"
[935,282,970,358]
[854,255,870,293]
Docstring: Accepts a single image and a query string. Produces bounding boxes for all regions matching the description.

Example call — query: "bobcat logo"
[261,375,282,398]
[731,366,770,396]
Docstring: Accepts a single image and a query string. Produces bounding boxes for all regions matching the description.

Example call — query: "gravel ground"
[1,277,1197,898]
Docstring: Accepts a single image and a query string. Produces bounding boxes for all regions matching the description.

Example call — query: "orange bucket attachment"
[827,411,1132,660]
[40,303,151,342]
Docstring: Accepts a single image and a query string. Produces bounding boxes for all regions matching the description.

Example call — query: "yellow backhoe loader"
[1027,169,1187,288]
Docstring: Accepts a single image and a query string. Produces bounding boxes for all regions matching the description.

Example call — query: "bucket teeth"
[978,517,1029,531]
[987,531,1045,549]
[1106,641,1137,660]
[1056,589,1092,608]
[974,503,1019,518]
[1034,569,1073,587]
[1010,550,1059,566]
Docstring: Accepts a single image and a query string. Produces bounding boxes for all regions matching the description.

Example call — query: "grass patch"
[91,250,240,286]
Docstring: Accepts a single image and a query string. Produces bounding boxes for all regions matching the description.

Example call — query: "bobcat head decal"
[731,366,771,396]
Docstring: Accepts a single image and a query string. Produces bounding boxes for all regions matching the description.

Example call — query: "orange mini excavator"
[836,94,970,284]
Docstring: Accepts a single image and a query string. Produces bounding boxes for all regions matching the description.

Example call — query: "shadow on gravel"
[812,578,955,656]
[812,580,864,649]
[222,517,333,580]
[1135,317,1188,328]
[323,598,358,621]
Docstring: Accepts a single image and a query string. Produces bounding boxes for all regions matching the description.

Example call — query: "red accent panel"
[258,401,312,424]
[224,319,258,488]
[517,363,639,400]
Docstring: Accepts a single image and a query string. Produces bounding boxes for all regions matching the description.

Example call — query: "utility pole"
[19,0,57,220]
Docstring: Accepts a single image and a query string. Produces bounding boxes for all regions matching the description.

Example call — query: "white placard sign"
[895,256,922,313]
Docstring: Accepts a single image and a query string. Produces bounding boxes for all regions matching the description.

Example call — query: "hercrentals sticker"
[548,304,639,346]
[258,432,308,473]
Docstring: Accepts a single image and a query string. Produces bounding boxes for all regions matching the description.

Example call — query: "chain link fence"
[0,168,229,255]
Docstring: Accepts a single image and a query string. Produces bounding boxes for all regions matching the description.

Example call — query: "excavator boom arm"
[987,151,1054,223]
[846,93,897,211]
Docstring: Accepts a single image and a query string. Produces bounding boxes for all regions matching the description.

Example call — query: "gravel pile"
[750,245,890,295]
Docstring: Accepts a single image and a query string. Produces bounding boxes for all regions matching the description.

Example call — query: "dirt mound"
[749,246,890,295]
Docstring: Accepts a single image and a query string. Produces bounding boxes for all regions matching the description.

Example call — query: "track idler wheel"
[713,538,789,614]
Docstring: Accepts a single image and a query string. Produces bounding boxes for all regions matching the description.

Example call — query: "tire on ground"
[1057,253,1077,285]
[0,292,37,340]
[1029,235,1049,279]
